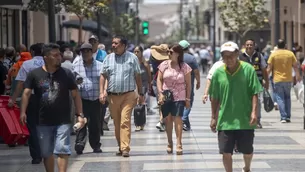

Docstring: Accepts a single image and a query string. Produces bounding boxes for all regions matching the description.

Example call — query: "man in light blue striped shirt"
[99,35,143,157]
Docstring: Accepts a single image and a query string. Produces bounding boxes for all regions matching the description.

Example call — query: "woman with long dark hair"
[133,45,152,131]
[157,44,192,155]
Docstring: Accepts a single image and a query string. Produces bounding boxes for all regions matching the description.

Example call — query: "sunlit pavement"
[2,77,305,172]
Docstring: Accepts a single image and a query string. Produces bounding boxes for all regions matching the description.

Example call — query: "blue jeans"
[37,124,71,158]
[274,82,292,120]
[182,95,194,128]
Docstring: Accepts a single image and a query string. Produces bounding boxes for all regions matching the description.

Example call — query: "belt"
[108,90,134,96]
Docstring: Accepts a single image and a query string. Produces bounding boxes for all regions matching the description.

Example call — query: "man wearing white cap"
[209,41,263,172]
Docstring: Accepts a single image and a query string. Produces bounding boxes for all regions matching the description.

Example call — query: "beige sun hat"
[150,44,169,61]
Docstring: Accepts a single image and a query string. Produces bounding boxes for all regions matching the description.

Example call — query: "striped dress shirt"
[101,51,141,93]
[72,59,103,101]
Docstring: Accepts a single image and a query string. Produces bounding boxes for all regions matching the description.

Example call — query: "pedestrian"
[4,46,16,71]
[239,39,269,128]
[150,44,170,132]
[178,40,201,131]
[8,43,45,164]
[99,35,144,157]
[267,39,301,123]
[73,43,104,154]
[20,43,86,172]
[133,45,152,131]
[202,57,224,104]
[61,50,74,71]
[209,41,263,172]
[157,44,192,155]
[0,48,7,95]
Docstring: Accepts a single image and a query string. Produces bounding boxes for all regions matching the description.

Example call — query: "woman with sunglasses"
[133,45,152,131]
[157,44,192,155]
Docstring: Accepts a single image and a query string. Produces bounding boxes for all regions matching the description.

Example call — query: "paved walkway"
[1,78,305,172]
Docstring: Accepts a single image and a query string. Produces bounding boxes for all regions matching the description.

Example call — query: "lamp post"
[212,0,216,63]
[48,0,56,43]
[274,0,280,44]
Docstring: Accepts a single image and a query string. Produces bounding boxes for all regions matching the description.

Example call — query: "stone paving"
[1,78,305,172]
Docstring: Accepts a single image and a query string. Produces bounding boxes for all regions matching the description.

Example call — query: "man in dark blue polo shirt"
[179,40,201,131]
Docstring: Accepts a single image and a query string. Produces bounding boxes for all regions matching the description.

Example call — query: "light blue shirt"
[101,51,141,93]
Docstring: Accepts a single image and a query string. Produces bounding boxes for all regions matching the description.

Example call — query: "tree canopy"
[218,0,269,37]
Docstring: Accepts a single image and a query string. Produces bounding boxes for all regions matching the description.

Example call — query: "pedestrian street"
[2,78,305,172]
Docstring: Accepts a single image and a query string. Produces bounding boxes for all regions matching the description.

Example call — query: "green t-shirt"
[209,61,263,130]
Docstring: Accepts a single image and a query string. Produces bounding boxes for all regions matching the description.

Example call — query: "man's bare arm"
[204,79,211,96]
[11,81,24,102]
[99,74,106,93]
[251,94,258,116]
[71,88,83,115]
[20,88,32,114]
[211,98,220,119]
[194,69,200,89]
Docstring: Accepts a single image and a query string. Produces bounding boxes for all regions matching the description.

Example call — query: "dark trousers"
[75,99,101,150]
[100,102,108,135]
[26,96,41,160]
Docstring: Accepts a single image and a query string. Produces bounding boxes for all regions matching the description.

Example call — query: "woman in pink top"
[157,44,192,155]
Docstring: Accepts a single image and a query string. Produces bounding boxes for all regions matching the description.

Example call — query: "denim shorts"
[36,124,71,158]
[161,101,185,118]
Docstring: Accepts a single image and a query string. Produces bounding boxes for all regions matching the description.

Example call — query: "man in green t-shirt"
[209,41,263,172]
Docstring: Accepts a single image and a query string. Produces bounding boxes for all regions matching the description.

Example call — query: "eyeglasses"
[81,49,91,53]
[167,50,174,55]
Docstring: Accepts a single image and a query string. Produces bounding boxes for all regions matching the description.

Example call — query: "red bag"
[0,96,29,145]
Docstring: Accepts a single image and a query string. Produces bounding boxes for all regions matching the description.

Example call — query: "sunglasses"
[167,50,174,55]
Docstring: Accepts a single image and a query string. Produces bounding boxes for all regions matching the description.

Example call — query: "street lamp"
[48,0,56,43]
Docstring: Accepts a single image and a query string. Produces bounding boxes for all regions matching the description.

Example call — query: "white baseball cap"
[220,41,239,53]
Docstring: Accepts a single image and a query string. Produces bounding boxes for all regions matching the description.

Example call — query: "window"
[7,9,13,46]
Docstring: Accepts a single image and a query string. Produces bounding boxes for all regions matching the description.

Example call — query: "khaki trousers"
[108,91,137,152]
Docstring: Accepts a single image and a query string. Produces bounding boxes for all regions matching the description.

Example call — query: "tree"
[218,0,269,41]
[62,0,111,43]
[27,0,63,13]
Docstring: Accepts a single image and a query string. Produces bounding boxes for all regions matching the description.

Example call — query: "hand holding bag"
[263,88,274,112]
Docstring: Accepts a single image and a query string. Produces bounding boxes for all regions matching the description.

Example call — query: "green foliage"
[27,0,110,17]
[27,0,62,13]
[62,0,110,18]
[112,13,136,41]
[218,0,269,37]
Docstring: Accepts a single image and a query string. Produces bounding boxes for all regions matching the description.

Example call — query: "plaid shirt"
[101,51,141,93]
[72,59,102,101]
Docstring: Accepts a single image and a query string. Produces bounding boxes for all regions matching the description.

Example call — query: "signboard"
[0,0,23,5]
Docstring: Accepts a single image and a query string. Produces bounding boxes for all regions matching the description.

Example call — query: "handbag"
[263,88,274,112]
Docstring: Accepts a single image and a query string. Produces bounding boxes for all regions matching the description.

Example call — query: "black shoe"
[93,148,102,153]
[286,118,291,123]
[75,144,84,155]
[31,158,42,164]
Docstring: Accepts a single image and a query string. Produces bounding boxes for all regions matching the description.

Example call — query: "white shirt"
[15,56,44,82]
[143,48,151,61]
[207,60,225,80]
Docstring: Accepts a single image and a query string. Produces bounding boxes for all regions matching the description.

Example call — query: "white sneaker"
[156,121,165,131]
[242,168,251,172]
[281,120,287,123]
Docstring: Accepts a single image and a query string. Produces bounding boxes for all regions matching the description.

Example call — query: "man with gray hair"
[61,50,74,71]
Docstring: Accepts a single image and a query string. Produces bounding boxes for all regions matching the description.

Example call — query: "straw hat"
[150,44,169,61]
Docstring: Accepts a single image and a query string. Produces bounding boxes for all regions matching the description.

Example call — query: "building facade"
[0,0,67,49]
[271,0,305,49]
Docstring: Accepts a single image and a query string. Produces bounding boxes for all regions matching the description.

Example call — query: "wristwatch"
[75,113,85,118]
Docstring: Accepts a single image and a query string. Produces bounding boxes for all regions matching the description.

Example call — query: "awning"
[62,19,109,37]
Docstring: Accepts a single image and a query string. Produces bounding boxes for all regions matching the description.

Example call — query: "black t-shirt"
[24,67,77,125]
